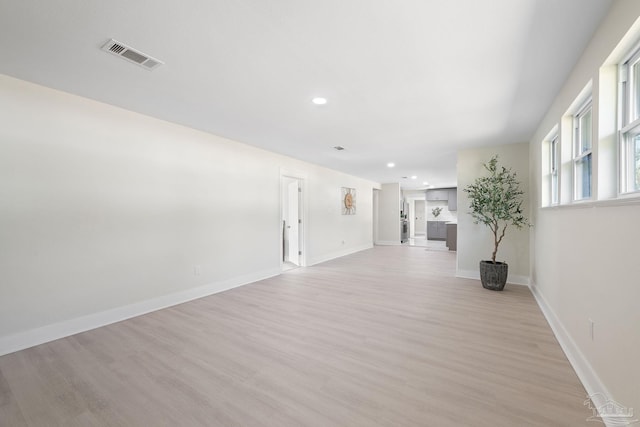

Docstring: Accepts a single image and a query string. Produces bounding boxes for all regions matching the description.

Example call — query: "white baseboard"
[1,243,375,356]
[307,244,373,266]
[456,269,530,286]
[529,281,616,427]
[374,240,401,246]
[0,267,280,357]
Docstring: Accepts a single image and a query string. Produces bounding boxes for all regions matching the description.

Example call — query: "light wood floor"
[0,246,592,426]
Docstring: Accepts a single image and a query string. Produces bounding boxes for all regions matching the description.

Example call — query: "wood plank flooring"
[0,246,593,426]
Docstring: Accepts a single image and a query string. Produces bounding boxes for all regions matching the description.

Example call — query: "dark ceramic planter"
[479,261,508,291]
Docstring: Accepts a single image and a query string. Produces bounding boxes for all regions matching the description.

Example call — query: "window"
[550,134,559,205]
[573,100,592,200]
[619,47,640,194]
[540,126,560,207]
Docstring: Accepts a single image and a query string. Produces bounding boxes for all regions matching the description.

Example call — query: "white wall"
[0,74,377,354]
[457,143,530,284]
[529,0,640,415]
[376,183,400,244]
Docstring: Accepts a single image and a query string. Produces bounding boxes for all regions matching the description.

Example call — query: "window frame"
[573,99,593,201]
[619,46,640,195]
[550,133,559,205]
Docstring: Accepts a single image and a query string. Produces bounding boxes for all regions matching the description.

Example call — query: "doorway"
[405,195,427,247]
[372,189,380,244]
[281,175,304,271]
[414,200,426,235]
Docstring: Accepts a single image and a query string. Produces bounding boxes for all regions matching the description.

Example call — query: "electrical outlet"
[589,318,595,341]
[194,265,201,276]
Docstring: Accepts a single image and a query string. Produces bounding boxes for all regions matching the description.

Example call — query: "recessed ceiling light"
[387,162,395,168]
[411,176,417,180]
[312,97,327,105]
[423,181,429,185]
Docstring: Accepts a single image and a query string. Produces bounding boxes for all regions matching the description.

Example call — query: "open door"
[281,175,304,270]
[286,180,300,265]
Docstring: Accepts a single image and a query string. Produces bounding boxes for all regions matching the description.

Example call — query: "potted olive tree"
[463,155,530,291]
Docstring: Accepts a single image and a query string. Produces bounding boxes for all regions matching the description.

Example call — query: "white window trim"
[550,134,559,205]
[619,44,640,196]
[573,99,593,201]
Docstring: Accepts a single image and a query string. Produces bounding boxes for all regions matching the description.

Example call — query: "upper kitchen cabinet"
[426,189,449,201]
[427,187,457,209]
[448,188,457,211]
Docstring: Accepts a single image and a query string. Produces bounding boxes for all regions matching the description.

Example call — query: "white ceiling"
[0,0,612,189]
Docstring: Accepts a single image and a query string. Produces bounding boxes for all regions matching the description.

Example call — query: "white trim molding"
[456,269,530,286]
[0,268,280,357]
[528,281,617,427]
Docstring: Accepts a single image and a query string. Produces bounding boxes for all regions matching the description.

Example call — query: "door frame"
[413,198,426,235]
[405,194,426,239]
[280,169,307,270]
[285,180,300,264]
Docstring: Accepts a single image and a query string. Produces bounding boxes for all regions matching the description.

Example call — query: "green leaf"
[463,155,530,262]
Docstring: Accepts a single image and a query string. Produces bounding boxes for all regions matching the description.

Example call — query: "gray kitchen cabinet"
[427,221,447,240]
[426,189,449,201]
[446,223,457,250]
[448,188,457,211]
[427,221,436,238]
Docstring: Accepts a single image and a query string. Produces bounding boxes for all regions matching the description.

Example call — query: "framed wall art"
[341,187,356,215]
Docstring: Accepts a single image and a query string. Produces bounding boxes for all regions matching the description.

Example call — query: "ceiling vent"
[101,39,164,70]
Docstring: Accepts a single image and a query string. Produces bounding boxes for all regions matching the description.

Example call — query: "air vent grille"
[101,39,164,70]
[108,43,126,54]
